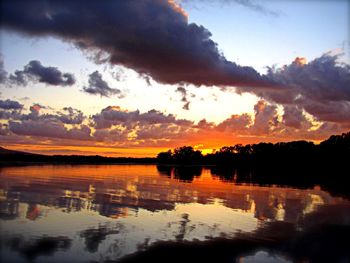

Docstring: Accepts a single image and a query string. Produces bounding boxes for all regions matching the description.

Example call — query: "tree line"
[157,131,350,166]
[157,132,350,196]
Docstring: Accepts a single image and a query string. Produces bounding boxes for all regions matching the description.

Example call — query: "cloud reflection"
[0,165,349,262]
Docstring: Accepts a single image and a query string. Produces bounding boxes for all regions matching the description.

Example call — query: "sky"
[0,0,349,157]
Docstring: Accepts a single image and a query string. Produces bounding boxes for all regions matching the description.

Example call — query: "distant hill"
[0,146,156,165]
[0,146,40,156]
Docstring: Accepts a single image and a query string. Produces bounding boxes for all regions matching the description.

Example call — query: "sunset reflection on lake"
[1,165,349,263]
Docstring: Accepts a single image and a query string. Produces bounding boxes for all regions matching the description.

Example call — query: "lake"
[0,165,349,263]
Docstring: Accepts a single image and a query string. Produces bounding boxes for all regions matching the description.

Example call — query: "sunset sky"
[0,0,349,156]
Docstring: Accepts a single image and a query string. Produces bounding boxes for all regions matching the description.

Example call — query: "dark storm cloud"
[9,60,75,86]
[0,99,23,110]
[0,0,272,88]
[265,54,350,103]
[302,100,350,125]
[83,71,122,97]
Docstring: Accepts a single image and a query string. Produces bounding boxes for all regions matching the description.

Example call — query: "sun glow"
[294,56,307,66]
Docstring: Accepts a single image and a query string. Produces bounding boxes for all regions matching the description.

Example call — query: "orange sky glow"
[0,0,349,157]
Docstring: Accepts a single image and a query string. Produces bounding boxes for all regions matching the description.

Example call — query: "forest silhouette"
[157,132,350,167]
[157,132,350,196]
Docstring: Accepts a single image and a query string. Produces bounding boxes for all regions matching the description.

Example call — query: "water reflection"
[7,236,71,261]
[238,251,292,263]
[0,165,349,262]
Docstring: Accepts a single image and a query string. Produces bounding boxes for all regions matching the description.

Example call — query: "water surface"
[0,165,349,262]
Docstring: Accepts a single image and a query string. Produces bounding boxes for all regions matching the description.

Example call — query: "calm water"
[0,165,349,263]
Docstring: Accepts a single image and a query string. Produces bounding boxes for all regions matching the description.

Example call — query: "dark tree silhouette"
[156,150,173,164]
[173,166,202,182]
[156,165,173,177]
[156,132,350,197]
[172,146,203,165]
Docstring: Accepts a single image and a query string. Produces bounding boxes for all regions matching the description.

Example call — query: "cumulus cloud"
[83,71,122,97]
[0,99,23,110]
[136,123,184,140]
[89,100,337,146]
[29,103,43,113]
[176,86,191,110]
[93,127,129,143]
[8,60,75,86]
[58,107,85,125]
[283,106,311,129]
[0,55,7,84]
[25,105,85,125]
[251,100,279,134]
[235,53,350,127]
[0,123,10,136]
[111,68,126,82]
[9,120,91,140]
[90,106,196,144]
[0,109,21,120]
[216,113,251,133]
[139,74,152,86]
[92,106,192,130]
[0,98,347,148]
[0,100,90,141]
[0,0,273,88]
[0,101,86,125]
[196,119,215,129]
[215,101,280,135]
[0,99,24,120]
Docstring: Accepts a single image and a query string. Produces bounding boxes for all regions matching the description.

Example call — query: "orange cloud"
[168,0,188,20]
[1,99,348,157]
[294,56,307,66]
